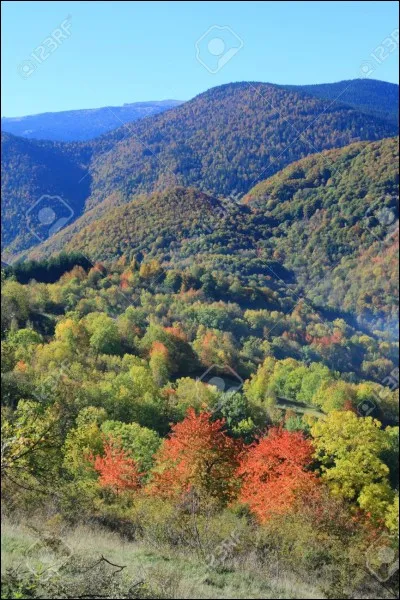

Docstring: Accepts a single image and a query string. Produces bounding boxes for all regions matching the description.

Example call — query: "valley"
[1,73,399,600]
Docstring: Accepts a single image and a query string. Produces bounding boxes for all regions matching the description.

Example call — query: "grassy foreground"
[0,517,334,599]
[2,515,396,600]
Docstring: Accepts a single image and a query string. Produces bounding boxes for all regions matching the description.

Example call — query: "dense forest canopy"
[2,249,399,597]
[24,137,399,337]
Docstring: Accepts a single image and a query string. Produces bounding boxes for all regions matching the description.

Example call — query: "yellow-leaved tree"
[311,411,396,525]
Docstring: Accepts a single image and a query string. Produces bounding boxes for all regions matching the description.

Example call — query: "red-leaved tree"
[147,409,240,505]
[93,438,142,494]
[237,427,318,522]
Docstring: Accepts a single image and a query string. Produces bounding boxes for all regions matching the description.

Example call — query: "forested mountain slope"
[2,81,398,256]
[28,137,399,335]
[285,78,399,125]
[82,81,398,208]
[1,132,92,252]
[246,136,399,332]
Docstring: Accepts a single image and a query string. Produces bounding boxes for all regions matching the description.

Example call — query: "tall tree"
[238,427,317,522]
[148,409,240,505]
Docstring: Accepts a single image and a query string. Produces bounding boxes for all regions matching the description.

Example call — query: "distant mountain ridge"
[1,99,183,142]
[2,78,397,143]
[1,79,398,257]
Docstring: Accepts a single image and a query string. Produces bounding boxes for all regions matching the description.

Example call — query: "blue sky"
[2,0,399,117]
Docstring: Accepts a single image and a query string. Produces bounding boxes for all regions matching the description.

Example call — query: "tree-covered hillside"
[2,81,399,600]
[28,137,399,336]
[1,132,92,253]
[285,79,399,126]
[2,251,399,598]
[246,136,399,332]
[2,81,398,257]
[84,81,398,208]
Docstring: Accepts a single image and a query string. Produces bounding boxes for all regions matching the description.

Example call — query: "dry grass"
[1,517,323,599]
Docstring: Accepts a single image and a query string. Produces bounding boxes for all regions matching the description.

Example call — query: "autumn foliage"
[238,427,318,522]
[164,326,188,341]
[93,438,142,493]
[150,341,169,359]
[148,409,240,504]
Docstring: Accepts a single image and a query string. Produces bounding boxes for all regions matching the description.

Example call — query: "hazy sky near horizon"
[2,0,399,117]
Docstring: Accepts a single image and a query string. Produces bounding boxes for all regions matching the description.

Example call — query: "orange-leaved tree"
[147,409,240,505]
[238,427,318,522]
[93,438,142,494]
